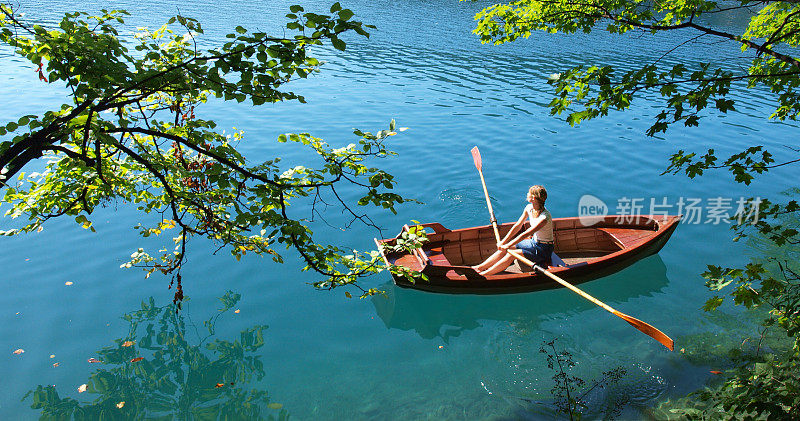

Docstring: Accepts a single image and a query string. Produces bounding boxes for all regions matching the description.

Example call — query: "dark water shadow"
[24,292,287,420]
[371,255,669,341]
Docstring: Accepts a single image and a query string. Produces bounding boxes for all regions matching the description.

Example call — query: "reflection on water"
[372,255,669,341]
[369,254,674,419]
[24,292,286,420]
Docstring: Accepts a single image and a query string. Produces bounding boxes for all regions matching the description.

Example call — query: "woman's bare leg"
[480,252,517,276]
[473,249,505,272]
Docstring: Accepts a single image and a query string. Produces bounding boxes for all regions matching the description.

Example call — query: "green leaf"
[331,37,346,51]
[702,296,724,312]
[338,9,354,21]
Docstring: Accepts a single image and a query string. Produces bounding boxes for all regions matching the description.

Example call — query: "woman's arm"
[506,214,547,247]
[498,209,530,248]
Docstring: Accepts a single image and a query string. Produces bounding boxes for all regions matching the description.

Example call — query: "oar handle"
[472,147,502,242]
[477,169,501,241]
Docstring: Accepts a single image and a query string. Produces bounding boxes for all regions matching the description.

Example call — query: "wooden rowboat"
[374,215,681,294]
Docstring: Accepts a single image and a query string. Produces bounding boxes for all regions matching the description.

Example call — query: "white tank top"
[525,204,554,243]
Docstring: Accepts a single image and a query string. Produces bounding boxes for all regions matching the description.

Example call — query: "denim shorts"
[516,239,554,265]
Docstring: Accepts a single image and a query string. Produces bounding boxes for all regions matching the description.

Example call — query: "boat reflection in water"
[25,292,286,420]
[371,255,669,341]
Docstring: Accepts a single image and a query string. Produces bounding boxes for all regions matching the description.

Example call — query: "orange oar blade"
[514,249,675,351]
[471,146,482,170]
[617,311,675,351]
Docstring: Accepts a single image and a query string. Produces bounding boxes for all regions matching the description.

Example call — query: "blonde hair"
[528,185,547,205]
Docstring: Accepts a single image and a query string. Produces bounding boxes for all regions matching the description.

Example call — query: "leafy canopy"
[471,1,800,418]
[473,0,800,183]
[0,3,411,301]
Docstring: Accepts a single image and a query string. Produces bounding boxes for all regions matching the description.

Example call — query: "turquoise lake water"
[1,1,797,419]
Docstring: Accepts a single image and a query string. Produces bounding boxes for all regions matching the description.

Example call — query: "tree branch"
[111,139,196,234]
[508,1,800,69]
[42,145,96,166]
[710,156,800,170]
[627,70,800,94]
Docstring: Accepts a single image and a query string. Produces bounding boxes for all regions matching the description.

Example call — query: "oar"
[470,146,674,351]
[471,146,501,242]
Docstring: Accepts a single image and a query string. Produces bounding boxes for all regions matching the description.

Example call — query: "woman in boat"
[473,185,554,276]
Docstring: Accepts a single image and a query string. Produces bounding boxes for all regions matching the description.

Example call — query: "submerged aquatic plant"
[534,339,629,420]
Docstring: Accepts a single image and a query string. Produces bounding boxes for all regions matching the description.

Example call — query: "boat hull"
[375,215,680,294]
